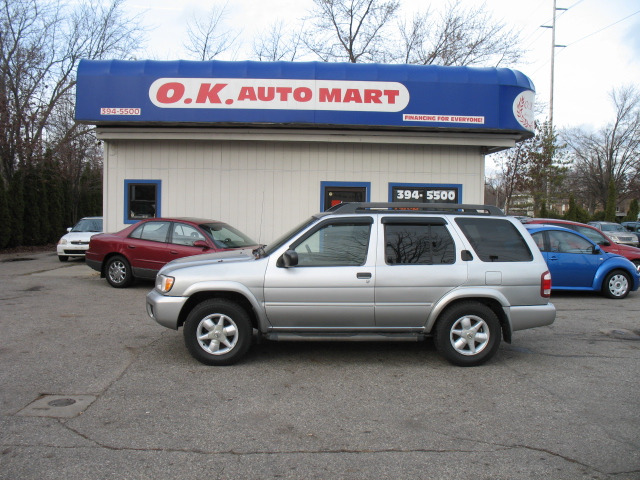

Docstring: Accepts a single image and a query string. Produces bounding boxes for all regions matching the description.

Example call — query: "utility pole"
[542,0,567,128]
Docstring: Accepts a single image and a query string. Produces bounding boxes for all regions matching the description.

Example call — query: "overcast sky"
[127,0,640,132]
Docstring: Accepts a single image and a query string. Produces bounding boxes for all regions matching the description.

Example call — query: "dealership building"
[75,60,535,243]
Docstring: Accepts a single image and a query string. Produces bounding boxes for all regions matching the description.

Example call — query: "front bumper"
[146,289,188,330]
[610,236,639,247]
[57,244,89,257]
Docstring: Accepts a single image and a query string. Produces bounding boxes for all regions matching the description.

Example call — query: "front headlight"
[58,238,67,245]
[156,274,175,293]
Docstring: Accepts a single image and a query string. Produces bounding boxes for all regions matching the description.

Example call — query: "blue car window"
[548,231,593,254]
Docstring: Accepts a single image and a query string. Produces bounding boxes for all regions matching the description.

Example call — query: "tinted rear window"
[455,218,533,262]
[384,224,455,265]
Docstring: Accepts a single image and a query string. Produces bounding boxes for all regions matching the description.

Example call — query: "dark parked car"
[86,218,257,288]
[525,224,640,299]
[522,218,640,274]
[621,221,640,243]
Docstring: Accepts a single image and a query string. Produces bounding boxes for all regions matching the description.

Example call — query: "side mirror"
[592,245,602,254]
[67,227,72,233]
[277,249,298,268]
[193,240,210,250]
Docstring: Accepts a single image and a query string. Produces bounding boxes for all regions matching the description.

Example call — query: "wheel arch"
[177,290,262,332]
[592,260,637,291]
[100,251,132,278]
[427,293,512,343]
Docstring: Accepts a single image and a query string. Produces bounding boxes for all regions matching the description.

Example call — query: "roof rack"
[328,202,505,216]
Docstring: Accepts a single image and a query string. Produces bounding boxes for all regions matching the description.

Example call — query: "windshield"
[71,218,102,232]
[262,217,317,256]
[199,223,256,249]
[600,223,626,232]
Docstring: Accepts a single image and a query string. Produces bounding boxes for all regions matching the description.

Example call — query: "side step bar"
[263,332,425,342]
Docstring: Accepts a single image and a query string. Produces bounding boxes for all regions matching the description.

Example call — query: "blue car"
[525,225,640,299]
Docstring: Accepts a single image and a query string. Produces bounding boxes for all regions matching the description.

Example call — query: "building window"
[124,180,161,223]
[320,181,370,211]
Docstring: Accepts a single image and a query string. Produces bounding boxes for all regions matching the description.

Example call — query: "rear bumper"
[85,257,102,273]
[146,289,188,330]
[507,303,556,332]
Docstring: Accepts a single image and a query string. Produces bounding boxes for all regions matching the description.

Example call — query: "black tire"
[105,255,134,288]
[601,270,631,299]
[58,255,68,262]
[434,301,501,367]
[183,299,252,366]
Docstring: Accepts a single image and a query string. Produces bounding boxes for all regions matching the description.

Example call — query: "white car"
[57,217,103,262]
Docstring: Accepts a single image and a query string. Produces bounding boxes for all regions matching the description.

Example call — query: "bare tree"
[184,3,239,61]
[0,0,144,182]
[302,0,522,67]
[490,140,530,214]
[304,0,400,63]
[564,86,640,211]
[252,20,304,62]
[396,1,522,66]
[487,120,568,215]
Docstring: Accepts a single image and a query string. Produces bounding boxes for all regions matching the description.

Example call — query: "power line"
[530,7,640,74]
[562,8,640,49]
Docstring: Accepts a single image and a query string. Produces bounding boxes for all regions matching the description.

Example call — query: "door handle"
[357,272,372,279]
[127,245,135,249]
[170,250,178,255]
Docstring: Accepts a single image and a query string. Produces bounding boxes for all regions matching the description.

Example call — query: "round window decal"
[513,90,535,131]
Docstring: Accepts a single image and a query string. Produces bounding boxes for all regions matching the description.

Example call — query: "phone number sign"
[392,185,460,203]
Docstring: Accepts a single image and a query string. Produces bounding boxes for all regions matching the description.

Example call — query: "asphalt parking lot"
[1,250,639,480]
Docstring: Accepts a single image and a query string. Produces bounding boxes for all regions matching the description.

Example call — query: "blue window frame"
[124,179,161,224]
[388,183,462,204]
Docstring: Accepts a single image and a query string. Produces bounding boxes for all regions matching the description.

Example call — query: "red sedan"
[86,218,258,288]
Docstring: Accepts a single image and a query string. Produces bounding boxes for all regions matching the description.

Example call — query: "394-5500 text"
[100,107,141,115]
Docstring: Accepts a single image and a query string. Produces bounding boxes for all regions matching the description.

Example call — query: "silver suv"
[146,203,555,367]
[588,221,639,247]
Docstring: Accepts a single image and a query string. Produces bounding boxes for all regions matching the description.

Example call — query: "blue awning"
[75,60,535,137]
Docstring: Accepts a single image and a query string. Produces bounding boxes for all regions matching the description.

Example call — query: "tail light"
[541,271,552,298]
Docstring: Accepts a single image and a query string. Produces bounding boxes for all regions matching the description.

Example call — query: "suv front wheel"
[434,302,501,367]
[183,299,252,366]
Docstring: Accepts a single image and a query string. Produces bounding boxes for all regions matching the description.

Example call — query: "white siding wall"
[104,139,485,243]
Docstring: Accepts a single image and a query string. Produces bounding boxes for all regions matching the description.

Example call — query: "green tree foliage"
[564,194,590,223]
[624,199,639,222]
[8,171,24,247]
[0,179,9,248]
[538,200,548,218]
[605,178,617,222]
[524,121,569,215]
[0,162,101,250]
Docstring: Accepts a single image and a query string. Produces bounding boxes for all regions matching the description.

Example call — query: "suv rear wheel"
[183,299,252,366]
[434,302,501,367]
